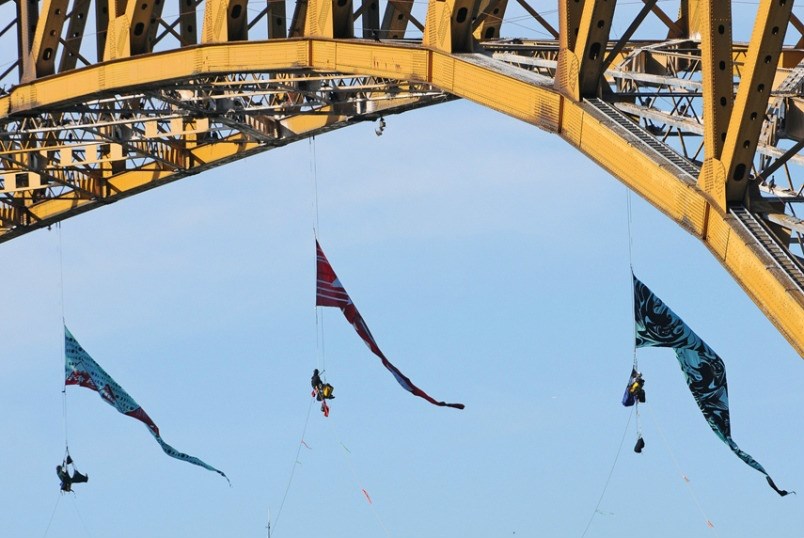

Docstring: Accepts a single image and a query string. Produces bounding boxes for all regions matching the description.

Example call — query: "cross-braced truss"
[0,70,450,235]
[1,0,804,355]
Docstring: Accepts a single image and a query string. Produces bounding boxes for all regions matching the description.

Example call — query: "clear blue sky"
[3,4,804,535]
[2,99,802,538]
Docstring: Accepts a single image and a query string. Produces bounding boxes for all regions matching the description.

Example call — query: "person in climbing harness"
[56,454,88,492]
[311,369,323,396]
[621,369,646,407]
[311,369,335,402]
[311,369,335,417]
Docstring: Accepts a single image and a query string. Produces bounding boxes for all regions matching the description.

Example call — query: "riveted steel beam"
[554,0,586,98]
[289,0,308,36]
[130,0,167,55]
[423,0,480,53]
[103,0,139,60]
[59,0,92,72]
[721,0,794,205]
[570,0,619,98]
[266,0,288,38]
[17,0,39,79]
[380,0,412,39]
[697,0,733,210]
[674,0,702,39]
[178,0,199,45]
[26,0,69,80]
[305,0,354,38]
[359,0,380,39]
[202,0,249,42]
[1,40,802,357]
[473,0,507,41]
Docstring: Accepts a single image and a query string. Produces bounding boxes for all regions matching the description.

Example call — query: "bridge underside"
[1,0,804,355]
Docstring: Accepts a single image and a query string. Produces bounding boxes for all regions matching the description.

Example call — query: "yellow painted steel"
[572,0,616,97]
[674,0,702,38]
[554,0,586,99]
[202,0,249,43]
[380,0,412,39]
[28,0,69,80]
[720,0,794,203]
[422,0,477,53]
[59,0,92,71]
[697,0,733,212]
[2,37,802,356]
[473,0,508,41]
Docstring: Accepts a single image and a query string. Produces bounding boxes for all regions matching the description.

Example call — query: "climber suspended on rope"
[56,452,88,493]
[621,368,647,453]
[621,368,645,407]
[311,369,335,417]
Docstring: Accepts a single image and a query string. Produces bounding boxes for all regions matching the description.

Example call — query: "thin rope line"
[625,189,642,442]
[57,223,69,449]
[626,189,638,369]
[70,495,94,538]
[626,188,634,273]
[309,137,320,237]
[316,296,326,374]
[57,223,66,323]
[643,406,721,536]
[41,492,61,538]
[579,407,634,538]
[309,136,325,373]
[327,419,393,538]
[272,396,315,537]
[62,388,69,451]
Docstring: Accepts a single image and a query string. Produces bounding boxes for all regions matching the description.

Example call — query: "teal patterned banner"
[633,275,790,496]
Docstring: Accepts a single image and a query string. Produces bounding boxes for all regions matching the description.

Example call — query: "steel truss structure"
[1,0,804,355]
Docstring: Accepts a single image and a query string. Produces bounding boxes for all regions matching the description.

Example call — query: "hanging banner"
[316,241,464,410]
[633,275,790,496]
[65,326,229,483]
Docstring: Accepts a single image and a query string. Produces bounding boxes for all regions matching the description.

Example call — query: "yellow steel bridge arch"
[1,0,804,354]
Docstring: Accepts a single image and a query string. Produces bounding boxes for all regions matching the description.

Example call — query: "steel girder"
[0,1,804,356]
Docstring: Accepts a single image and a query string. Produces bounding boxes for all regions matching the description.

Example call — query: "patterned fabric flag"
[64,326,229,483]
[316,241,464,410]
[633,275,790,496]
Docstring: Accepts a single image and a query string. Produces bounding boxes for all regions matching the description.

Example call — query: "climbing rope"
[56,222,71,453]
[69,495,94,538]
[326,418,394,538]
[41,492,62,538]
[625,189,643,444]
[643,406,720,536]
[579,407,634,538]
[271,396,316,537]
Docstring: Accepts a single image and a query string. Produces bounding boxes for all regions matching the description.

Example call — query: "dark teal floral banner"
[633,275,790,496]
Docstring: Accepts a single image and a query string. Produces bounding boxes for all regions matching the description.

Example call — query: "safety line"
[41,491,61,538]
[271,395,315,537]
[326,419,394,538]
[309,137,321,238]
[625,188,641,443]
[309,136,326,373]
[625,189,638,367]
[56,223,70,451]
[643,406,721,536]
[579,407,633,538]
[70,495,94,538]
